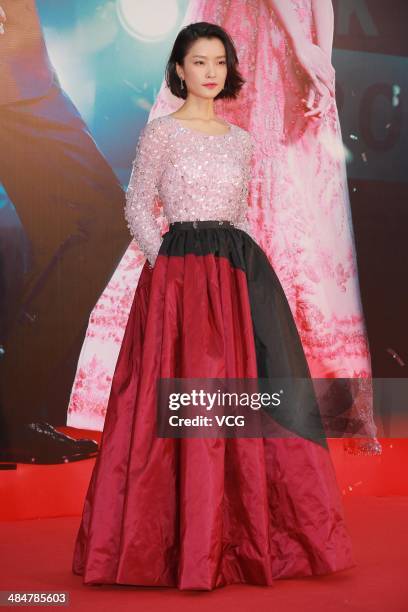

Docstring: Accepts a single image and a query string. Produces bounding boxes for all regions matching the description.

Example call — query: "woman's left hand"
[301,81,332,120]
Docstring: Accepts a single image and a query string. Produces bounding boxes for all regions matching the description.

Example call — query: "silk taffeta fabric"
[72,225,355,589]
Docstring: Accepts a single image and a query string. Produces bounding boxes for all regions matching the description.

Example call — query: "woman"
[67,0,381,455]
[72,22,357,591]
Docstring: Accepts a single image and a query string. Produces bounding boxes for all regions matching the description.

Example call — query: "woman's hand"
[147,255,156,270]
[293,39,336,98]
[0,5,6,35]
[302,81,332,120]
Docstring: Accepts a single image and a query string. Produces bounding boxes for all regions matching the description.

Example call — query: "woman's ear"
[175,62,184,81]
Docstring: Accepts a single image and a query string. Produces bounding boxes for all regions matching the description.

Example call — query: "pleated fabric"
[72,222,355,590]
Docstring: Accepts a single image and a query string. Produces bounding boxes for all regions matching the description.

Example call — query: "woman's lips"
[203,83,217,88]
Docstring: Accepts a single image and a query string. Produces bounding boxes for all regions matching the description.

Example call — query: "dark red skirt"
[72,221,355,590]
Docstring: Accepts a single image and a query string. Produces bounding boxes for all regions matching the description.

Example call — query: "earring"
[180,76,184,90]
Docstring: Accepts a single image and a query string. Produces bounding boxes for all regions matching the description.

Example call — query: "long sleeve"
[234,130,257,241]
[124,117,167,267]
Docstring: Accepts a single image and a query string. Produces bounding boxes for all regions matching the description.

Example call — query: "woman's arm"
[264,0,335,98]
[125,117,167,267]
[311,0,334,58]
[263,0,308,49]
[264,0,334,57]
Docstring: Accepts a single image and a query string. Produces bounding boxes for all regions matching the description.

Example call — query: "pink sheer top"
[124,114,255,266]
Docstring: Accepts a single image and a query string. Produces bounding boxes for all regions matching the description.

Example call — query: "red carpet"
[0,432,407,610]
[0,497,406,611]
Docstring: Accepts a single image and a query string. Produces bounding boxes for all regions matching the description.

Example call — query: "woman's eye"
[194,61,226,65]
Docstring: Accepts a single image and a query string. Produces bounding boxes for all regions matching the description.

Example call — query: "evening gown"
[72,115,355,590]
[67,0,377,442]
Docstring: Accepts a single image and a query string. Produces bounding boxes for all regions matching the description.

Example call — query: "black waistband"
[169,220,234,231]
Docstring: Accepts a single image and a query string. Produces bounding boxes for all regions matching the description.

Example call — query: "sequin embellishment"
[124,114,255,266]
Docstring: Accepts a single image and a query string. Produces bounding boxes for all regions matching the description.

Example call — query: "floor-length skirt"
[72,222,355,590]
[67,0,375,433]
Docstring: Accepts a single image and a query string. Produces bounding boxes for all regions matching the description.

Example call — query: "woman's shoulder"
[142,114,171,136]
[228,123,254,157]
[229,121,253,143]
[136,116,172,152]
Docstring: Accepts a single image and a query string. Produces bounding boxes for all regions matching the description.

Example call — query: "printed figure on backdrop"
[67,0,381,455]
[0,0,132,463]
[73,22,362,590]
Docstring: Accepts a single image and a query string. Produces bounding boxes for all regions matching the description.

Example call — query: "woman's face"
[176,36,228,99]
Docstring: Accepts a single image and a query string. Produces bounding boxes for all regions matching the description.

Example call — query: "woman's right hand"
[293,39,336,99]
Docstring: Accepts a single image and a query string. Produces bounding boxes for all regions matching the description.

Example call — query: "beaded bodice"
[124,114,254,265]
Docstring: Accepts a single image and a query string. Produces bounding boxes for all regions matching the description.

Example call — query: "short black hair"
[165,21,245,100]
